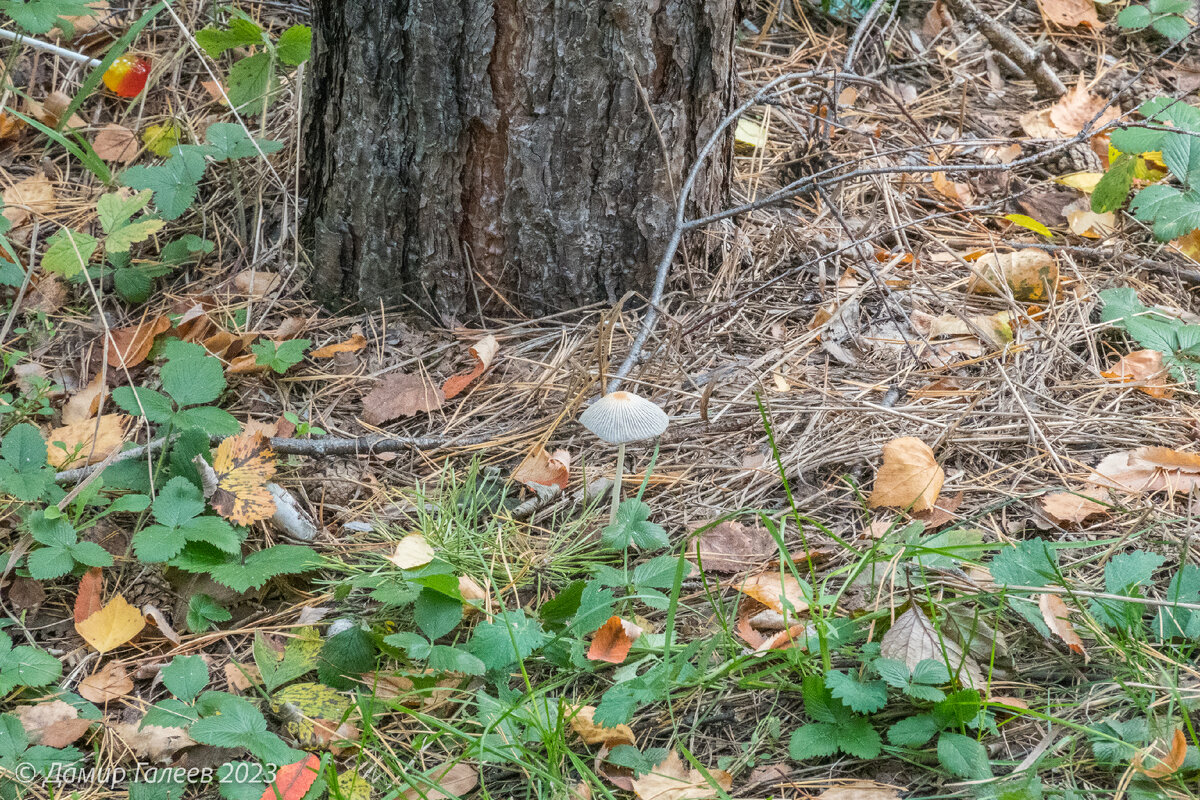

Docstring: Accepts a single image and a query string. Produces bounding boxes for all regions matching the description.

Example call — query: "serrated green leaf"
[887,714,941,746]
[194,17,264,57]
[990,539,1060,587]
[161,655,208,702]
[1161,132,1200,186]
[106,218,166,253]
[788,723,840,758]
[1117,4,1152,28]
[414,587,463,640]
[1092,154,1137,213]
[601,499,668,551]
[938,732,992,780]
[825,671,888,714]
[162,352,225,407]
[97,190,153,233]
[204,123,284,162]
[275,25,311,66]
[2,424,47,472]
[111,387,174,423]
[469,610,547,670]
[41,228,98,277]
[227,52,275,112]
[171,406,241,436]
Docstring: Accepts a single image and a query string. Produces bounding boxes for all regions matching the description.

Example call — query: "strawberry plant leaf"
[161,655,208,703]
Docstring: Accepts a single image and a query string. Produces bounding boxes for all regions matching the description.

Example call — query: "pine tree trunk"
[302,0,734,319]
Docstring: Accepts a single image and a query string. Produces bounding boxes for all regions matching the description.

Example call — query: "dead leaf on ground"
[0,112,26,140]
[7,577,45,612]
[689,520,777,573]
[1049,80,1120,135]
[310,333,367,358]
[45,414,130,468]
[15,700,92,748]
[362,372,444,425]
[734,572,810,615]
[512,446,570,490]
[1134,728,1188,779]
[880,605,985,690]
[629,750,732,800]
[912,491,964,528]
[399,762,479,800]
[966,249,1059,302]
[74,568,104,624]
[143,605,181,644]
[587,616,642,664]
[442,334,499,399]
[76,592,146,653]
[930,171,974,205]
[1065,198,1116,238]
[79,661,133,703]
[92,123,140,163]
[63,372,106,424]
[387,533,435,569]
[1039,491,1111,526]
[1039,0,1100,28]
[1086,446,1200,496]
[868,437,945,512]
[232,270,282,298]
[26,92,86,129]
[1037,593,1086,657]
[106,315,171,368]
[818,782,905,800]
[568,705,636,747]
[109,720,196,763]
[201,430,278,526]
[1102,349,1173,398]
[20,274,67,314]
[51,1,108,39]
[3,174,57,227]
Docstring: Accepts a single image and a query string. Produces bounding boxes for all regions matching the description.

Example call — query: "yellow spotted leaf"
[337,769,372,800]
[206,431,277,525]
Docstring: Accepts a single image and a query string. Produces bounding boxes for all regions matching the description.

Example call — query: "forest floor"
[2,1,1200,800]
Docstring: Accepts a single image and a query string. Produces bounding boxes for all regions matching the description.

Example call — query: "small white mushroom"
[579,391,669,522]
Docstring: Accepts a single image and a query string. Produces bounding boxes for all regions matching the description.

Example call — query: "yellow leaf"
[337,770,372,800]
[75,595,145,653]
[205,431,277,525]
[1053,171,1104,193]
[568,705,636,746]
[966,249,1058,301]
[868,437,944,512]
[1003,213,1052,238]
[387,533,435,569]
[734,118,767,151]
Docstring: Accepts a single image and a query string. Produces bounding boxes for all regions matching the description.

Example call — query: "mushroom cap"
[579,391,669,444]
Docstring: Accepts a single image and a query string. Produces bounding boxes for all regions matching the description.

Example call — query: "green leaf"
[161,655,208,702]
[632,554,686,589]
[97,190,153,233]
[427,645,486,676]
[1003,213,1052,238]
[186,594,231,634]
[1130,184,1200,240]
[1151,13,1191,41]
[1150,0,1191,14]
[788,723,840,758]
[414,587,463,640]
[27,546,76,579]
[469,610,547,670]
[190,694,300,764]
[1153,564,1200,639]
[937,732,992,780]
[887,714,941,746]
[106,219,166,254]
[601,499,668,551]
[1111,127,1166,155]
[194,17,264,57]
[162,352,225,407]
[275,25,312,66]
[317,625,375,690]
[160,234,214,265]
[204,123,284,162]
[567,580,616,635]
[111,387,174,423]
[252,338,310,374]
[41,228,98,278]
[1091,154,1137,213]
[202,545,320,593]
[989,539,1060,587]
[0,0,93,34]
[1161,132,1200,187]
[68,540,113,568]
[2,423,47,472]
[171,406,241,436]
[227,52,275,112]
[1117,4,1152,28]
[121,146,208,221]
[383,632,430,659]
[3,645,62,687]
[833,716,882,759]
[824,671,888,714]
[154,476,206,527]
[1105,550,1165,593]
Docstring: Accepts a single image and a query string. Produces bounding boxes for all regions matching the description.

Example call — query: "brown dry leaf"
[92,123,140,163]
[587,616,642,665]
[818,783,905,800]
[0,112,26,140]
[362,372,444,425]
[930,172,973,205]
[232,270,282,297]
[1086,447,1200,496]
[1065,198,1116,238]
[20,273,67,314]
[52,1,108,39]
[273,316,308,340]
[76,594,146,653]
[1134,728,1188,778]
[915,310,1013,349]
[387,533,435,569]
[512,447,570,490]
[15,700,92,748]
[967,249,1059,302]
[45,414,130,468]
[74,568,104,624]
[226,352,270,375]
[399,762,479,800]
[3,173,57,227]
[1039,491,1110,525]
[1049,80,1120,136]
[1102,349,1173,399]
[867,437,944,512]
[109,720,196,763]
[689,520,777,573]
[106,315,171,368]
[79,661,133,703]
[7,577,45,612]
[203,431,278,525]
[734,572,809,615]
[629,750,733,800]
[880,605,985,690]
[225,661,262,693]
[921,0,952,39]
[1038,593,1086,656]
[26,92,86,129]
[912,491,964,528]
[569,705,636,747]
[63,372,106,424]
[1039,0,1100,28]
[311,334,367,358]
[442,334,499,399]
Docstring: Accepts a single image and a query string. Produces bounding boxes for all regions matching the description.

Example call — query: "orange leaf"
[74,568,104,625]
[1102,349,1173,398]
[75,594,146,653]
[361,372,444,425]
[106,315,171,368]
[259,753,320,800]
[1039,0,1100,28]
[1037,594,1085,656]
[311,334,367,358]
[91,123,139,163]
[1134,728,1188,779]
[867,437,944,512]
[587,616,642,664]
[734,573,810,615]
[442,334,499,400]
[512,446,570,490]
[204,431,278,525]
[45,414,130,468]
[1039,491,1109,526]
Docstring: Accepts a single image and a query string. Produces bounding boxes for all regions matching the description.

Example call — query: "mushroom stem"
[610,442,626,524]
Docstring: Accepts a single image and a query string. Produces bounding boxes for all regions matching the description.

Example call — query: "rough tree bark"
[302,0,735,319]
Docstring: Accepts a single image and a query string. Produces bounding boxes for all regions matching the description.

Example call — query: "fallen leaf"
[26,92,86,129]
[3,173,57,227]
[1039,0,1100,28]
[63,373,106,424]
[76,593,146,653]
[1049,80,1120,136]
[1037,593,1085,656]
[336,768,372,800]
[273,316,308,340]
[442,334,499,400]
[202,431,278,525]
[868,437,944,512]
[0,112,26,140]
[587,616,642,664]
[45,414,129,468]
[569,705,636,746]
[689,520,777,573]
[233,270,282,298]
[880,605,985,690]
[106,315,171,368]
[1086,446,1200,497]
[399,762,479,800]
[143,605,181,644]
[51,1,108,39]
[74,568,104,624]
[734,572,810,615]
[310,334,367,358]
[912,491,964,528]
[1054,171,1105,193]
[915,310,1013,349]
[387,532,435,569]
[931,171,974,205]
[630,750,732,800]
[734,118,768,151]
[225,661,262,693]
[79,661,133,703]
[819,782,904,800]
[7,577,45,612]
[15,700,91,748]
[91,123,140,163]
[1134,728,1188,779]
[20,273,67,314]
[109,720,195,762]
[1065,198,1116,238]
[966,249,1058,302]
[1039,491,1110,525]
[259,753,320,800]
[512,446,570,490]
[226,352,271,375]
[1102,349,1173,398]
[362,372,444,425]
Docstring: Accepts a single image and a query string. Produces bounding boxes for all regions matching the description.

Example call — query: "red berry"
[103,55,151,98]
